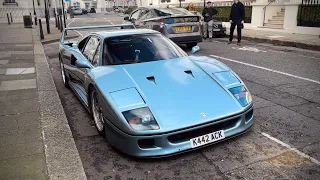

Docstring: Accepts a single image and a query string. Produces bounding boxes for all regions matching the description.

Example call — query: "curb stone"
[32,28,87,180]
[225,34,320,51]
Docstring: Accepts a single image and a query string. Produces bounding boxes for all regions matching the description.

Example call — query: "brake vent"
[184,70,195,78]
[146,76,156,85]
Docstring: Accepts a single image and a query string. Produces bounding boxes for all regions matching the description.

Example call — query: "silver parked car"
[124,6,202,48]
[73,8,83,15]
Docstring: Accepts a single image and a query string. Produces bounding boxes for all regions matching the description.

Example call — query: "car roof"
[92,29,160,38]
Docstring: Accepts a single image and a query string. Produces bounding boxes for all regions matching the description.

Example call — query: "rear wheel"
[91,89,106,137]
[60,61,70,88]
[186,43,197,48]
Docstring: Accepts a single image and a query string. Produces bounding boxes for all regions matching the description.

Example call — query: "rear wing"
[60,24,136,44]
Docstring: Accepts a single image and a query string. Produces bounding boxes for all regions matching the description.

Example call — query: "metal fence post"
[39,19,44,40]
[54,11,58,28]
[59,15,63,32]
[35,16,37,25]
[30,12,33,25]
[57,15,60,30]
[10,12,13,22]
[7,13,10,25]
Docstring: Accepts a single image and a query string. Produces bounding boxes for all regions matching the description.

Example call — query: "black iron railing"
[298,0,320,27]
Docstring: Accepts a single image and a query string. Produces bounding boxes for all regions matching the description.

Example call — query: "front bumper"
[105,105,254,157]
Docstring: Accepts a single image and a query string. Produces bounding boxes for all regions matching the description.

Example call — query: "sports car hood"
[92,57,244,134]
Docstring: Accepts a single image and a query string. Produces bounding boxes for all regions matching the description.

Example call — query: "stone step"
[277,12,285,16]
[268,20,284,25]
[263,23,284,29]
[272,16,284,20]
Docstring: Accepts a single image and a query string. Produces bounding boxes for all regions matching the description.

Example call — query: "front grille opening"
[138,138,155,149]
[168,118,240,143]
[245,109,253,123]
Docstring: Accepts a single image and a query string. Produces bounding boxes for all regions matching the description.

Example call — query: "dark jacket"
[229,2,245,21]
[202,7,218,22]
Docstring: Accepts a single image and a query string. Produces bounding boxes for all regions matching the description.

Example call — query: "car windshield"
[104,34,187,65]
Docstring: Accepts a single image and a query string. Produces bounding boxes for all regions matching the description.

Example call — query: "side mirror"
[124,16,129,21]
[75,59,92,69]
[191,45,200,54]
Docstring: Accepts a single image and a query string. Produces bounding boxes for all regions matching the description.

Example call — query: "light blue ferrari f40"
[59,24,254,157]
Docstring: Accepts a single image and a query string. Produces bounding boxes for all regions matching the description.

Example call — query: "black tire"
[59,59,70,88]
[90,89,106,137]
[186,43,197,48]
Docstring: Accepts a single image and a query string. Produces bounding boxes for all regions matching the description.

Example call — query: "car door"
[76,35,101,88]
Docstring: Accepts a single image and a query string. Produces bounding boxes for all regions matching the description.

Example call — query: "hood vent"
[146,76,156,85]
[184,70,195,78]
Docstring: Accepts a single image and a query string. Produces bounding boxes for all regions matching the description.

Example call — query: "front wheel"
[91,89,106,137]
[186,43,197,48]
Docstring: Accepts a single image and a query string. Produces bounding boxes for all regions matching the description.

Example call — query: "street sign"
[65,0,70,2]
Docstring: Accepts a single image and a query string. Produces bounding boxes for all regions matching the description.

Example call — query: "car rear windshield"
[154,8,193,17]
[104,34,187,65]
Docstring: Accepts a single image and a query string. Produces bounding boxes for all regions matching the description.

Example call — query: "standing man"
[202,1,217,40]
[228,0,245,46]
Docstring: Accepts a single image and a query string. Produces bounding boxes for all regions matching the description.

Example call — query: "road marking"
[262,133,320,166]
[210,54,320,85]
[74,30,83,37]
[103,18,114,25]
[232,46,267,53]
[66,18,83,37]
[67,18,77,27]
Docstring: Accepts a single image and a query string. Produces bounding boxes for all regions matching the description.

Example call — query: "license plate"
[213,29,220,31]
[175,26,191,33]
[190,130,225,148]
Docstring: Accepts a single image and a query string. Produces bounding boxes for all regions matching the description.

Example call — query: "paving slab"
[0,79,36,91]
[0,154,47,180]
[5,67,35,75]
[0,98,39,115]
[0,69,5,74]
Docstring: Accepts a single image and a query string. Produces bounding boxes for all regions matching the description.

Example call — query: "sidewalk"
[223,24,320,51]
[0,23,86,179]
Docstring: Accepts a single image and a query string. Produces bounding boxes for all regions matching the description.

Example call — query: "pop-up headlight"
[122,107,160,131]
[229,85,252,107]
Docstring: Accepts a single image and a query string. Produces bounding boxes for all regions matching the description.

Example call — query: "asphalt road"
[43,13,320,180]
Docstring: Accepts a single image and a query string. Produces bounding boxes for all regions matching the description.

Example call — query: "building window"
[3,0,18,6]
[4,0,16,3]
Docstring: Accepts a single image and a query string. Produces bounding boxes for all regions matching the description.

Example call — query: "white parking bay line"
[67,18,77,27]
[103,18,114,25]
[262,133,320,166]
[210,54,320,85]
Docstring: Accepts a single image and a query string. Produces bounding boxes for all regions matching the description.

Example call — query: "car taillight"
[158,19,164,34]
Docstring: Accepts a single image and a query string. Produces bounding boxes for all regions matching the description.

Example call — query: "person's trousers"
[229,20,242,42]
[203,20,213,38]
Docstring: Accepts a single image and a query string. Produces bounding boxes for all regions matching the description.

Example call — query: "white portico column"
[97,0,106,12]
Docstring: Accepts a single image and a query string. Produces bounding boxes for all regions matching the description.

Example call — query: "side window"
[82,36,100,63]
[140,10,154,20]
[130,10,140,21]
[78,36,89,52]
[92,43,101,67]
